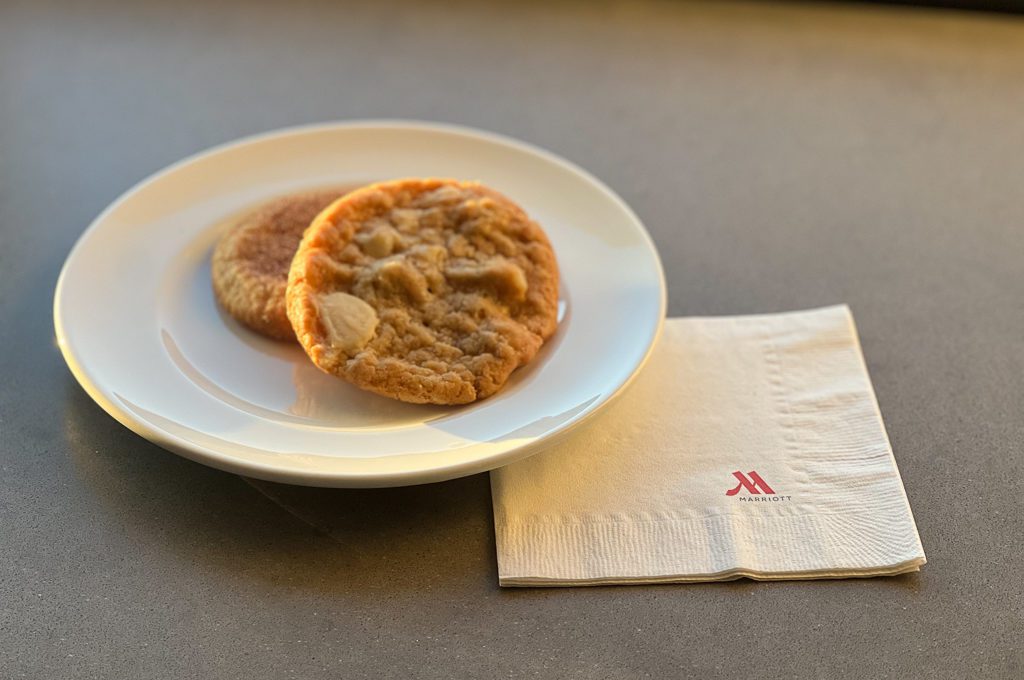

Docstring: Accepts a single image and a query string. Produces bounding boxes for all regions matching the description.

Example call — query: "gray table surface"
[2,1,1023,678]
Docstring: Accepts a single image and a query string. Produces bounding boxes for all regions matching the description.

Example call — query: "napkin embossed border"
[491,305,926,586]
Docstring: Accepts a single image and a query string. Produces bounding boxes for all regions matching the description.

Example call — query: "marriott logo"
[726,471,792,502]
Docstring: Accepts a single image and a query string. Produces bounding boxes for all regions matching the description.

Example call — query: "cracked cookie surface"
[211,188,346,340]
[286,178,559,404]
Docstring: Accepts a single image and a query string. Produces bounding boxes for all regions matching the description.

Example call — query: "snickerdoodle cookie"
[286,178,559,404]
[212,188,347,340]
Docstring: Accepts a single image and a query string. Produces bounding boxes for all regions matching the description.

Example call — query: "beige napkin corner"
[490,305,925,586]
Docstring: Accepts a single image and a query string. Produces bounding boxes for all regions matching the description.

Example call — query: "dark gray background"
[2,1,1022,678]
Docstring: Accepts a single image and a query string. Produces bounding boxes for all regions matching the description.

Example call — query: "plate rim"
[53,119,667,487]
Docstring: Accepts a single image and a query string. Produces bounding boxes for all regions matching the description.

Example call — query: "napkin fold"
[490,305,925,586]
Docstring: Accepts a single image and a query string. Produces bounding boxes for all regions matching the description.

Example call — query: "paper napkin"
[490,305,925,586]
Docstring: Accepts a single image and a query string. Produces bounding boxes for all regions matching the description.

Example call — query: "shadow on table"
[706,569,921,593]
[62,378,498,594]
[62,377,922,597]
[499,571,921,599]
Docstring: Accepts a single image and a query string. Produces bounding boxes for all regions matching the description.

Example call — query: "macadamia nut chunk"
[316,292,379,354]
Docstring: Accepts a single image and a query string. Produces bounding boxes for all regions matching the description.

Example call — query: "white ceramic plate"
[54,121,665,487]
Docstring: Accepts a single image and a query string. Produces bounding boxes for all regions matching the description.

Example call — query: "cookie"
[212,188,346,340]
[286,178,559,405]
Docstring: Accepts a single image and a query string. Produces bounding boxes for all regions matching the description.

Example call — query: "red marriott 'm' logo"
[726,470,776,496]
